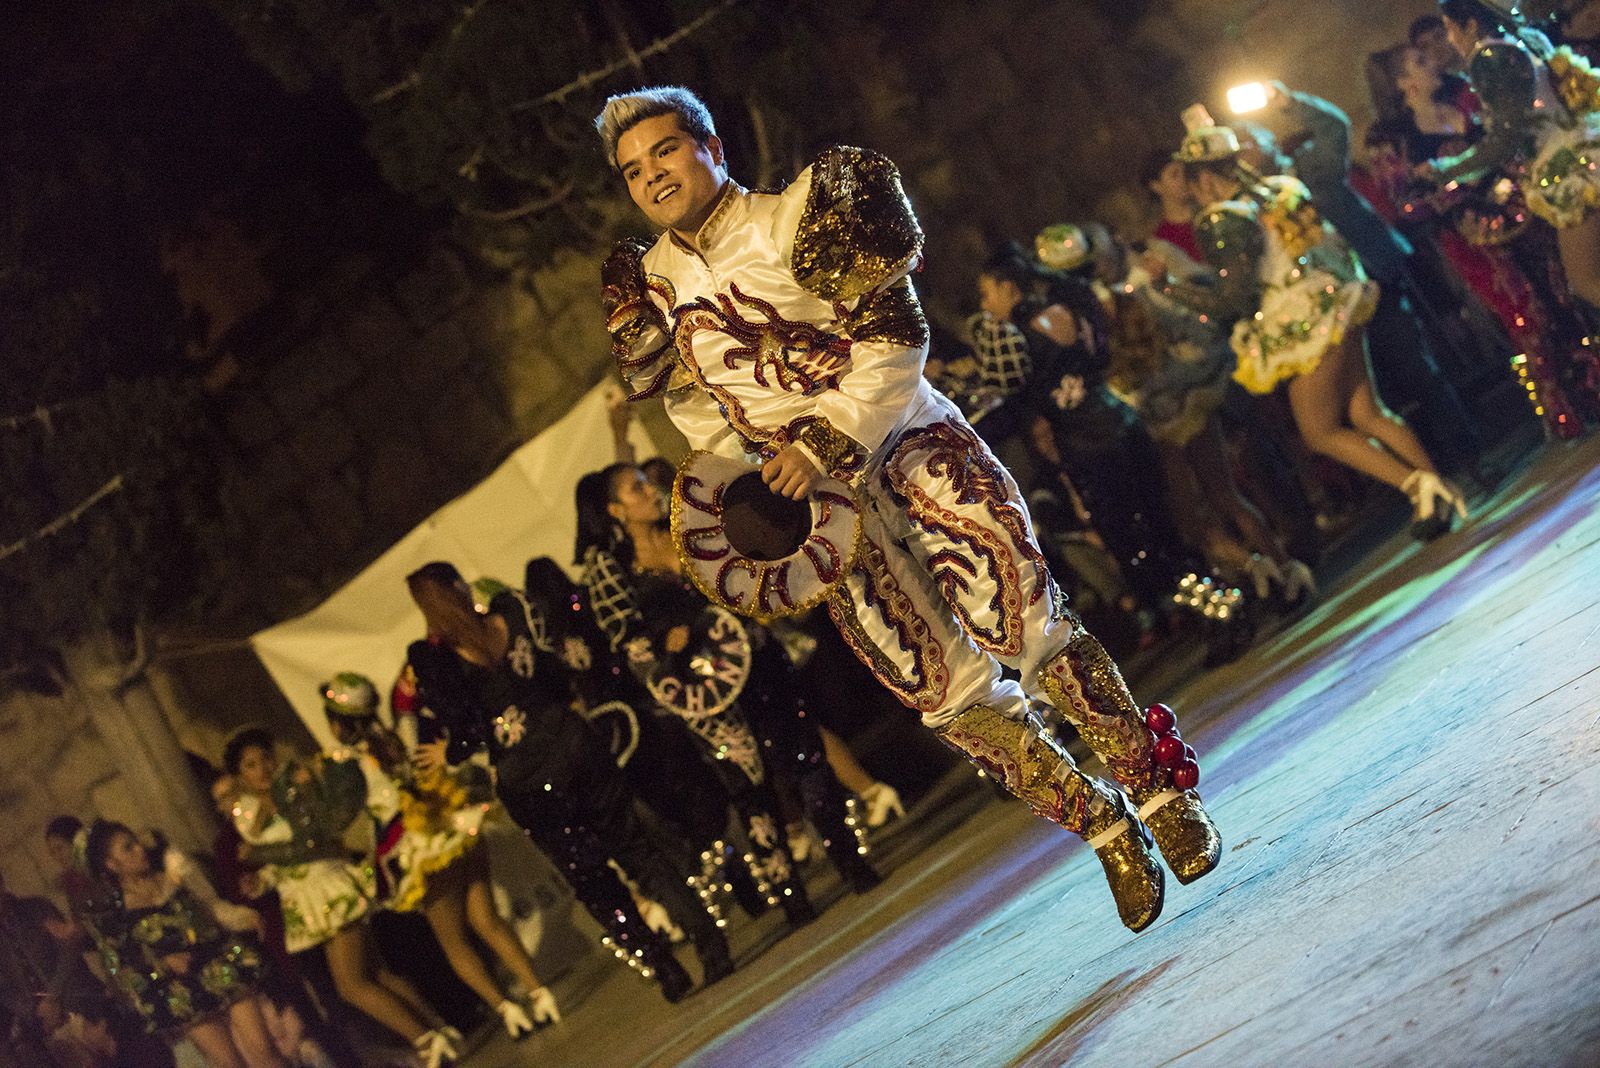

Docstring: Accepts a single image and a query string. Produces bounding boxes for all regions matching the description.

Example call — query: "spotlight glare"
[1228,82,1270,115]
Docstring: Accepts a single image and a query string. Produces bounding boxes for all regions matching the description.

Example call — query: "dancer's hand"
[601,237,652,319]
[412,739,448,773]
[762,444,822,500]
[607,390,635,438]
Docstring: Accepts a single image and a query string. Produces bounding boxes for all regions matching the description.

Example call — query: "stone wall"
[210,239,614,630]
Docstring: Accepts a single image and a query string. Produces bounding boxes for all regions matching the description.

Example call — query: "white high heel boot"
[412,1030,456,1068]
[1278,559,1317,603]
[1402,471,1467,540]
[498,1000,534,1039]
[1242,553,1283,600]
[528,985,561,1025]
[858,782,905,828]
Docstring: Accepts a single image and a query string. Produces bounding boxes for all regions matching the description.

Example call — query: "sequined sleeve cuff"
[799,416,867,480]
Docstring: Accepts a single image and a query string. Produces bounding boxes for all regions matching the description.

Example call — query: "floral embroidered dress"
[1435,35,1600,228]
[350,744,489,913]
[1188,175,1379,394]
[233,757,375,954]
[97,851,265,1035]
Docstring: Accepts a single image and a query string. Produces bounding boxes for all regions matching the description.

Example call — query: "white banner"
[252,382,649,745]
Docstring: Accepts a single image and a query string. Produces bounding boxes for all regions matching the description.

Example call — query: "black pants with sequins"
[498,757,718,966]
[744,647,877,883]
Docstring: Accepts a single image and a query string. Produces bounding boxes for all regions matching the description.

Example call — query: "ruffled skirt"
[271,858,375,953]
[377,772,492,912]
[1231,275,1379,395]
[1525,112,1600,228]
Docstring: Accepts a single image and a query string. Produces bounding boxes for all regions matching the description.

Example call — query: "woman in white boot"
[317,674,559,1045]
[1157,109,1468,540]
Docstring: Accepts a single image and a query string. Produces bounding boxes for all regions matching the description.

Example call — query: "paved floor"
[460,435,1600,1068]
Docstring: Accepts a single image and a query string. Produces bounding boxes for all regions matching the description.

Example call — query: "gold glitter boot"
[1085,790,1165,932]
[1039,629,1221,884]
[934,703,1164,931]
[1038,629,1162,793]
[934,703,1096,832]
[1133,789,1221,885]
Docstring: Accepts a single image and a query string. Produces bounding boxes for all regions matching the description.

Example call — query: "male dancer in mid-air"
[596,86,1220,930]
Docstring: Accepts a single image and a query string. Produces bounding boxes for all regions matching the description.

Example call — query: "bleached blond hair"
[594,86,718,170]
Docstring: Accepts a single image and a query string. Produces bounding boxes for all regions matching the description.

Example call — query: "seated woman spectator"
[976,241,1219,619]
[84,820,284,1068]
[1037,223,1316,605]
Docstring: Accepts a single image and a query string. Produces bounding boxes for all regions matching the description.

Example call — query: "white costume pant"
[827,391,1075,730]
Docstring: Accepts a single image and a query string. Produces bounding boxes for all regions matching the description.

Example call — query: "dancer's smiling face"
[616,112,728,237]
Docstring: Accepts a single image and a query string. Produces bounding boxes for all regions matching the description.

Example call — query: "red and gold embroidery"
[883,421,1056,659]
[676,283,853,395]
[825,534,951,716]
[1039,631,1161,793]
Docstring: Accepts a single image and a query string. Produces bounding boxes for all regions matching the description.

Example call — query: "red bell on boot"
[1173,759,1200,790]
[1145,704,1176,736]
[1153,736,1186,769]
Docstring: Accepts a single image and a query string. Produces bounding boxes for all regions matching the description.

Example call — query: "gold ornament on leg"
[1038,630,1160,792]
[934,704,1093,833]
[1133,702,1221,885]
[1040,633,1223,885]
[1085,790,1165,932]
[934,703,1164,931]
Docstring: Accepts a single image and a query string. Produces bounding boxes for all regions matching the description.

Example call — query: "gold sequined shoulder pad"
[791,146,924,305]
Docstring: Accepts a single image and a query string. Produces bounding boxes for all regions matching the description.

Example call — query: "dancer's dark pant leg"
[703,755,803,896]
[1366,283,1481,474]
[578,762,721,945]
[499,786,677,969]
[748,699,863,872]
[620,713,734,851]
